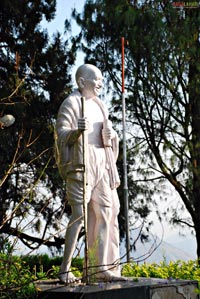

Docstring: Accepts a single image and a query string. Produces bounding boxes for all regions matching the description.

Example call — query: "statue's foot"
[58,271,80,284]
[95,270,128,282]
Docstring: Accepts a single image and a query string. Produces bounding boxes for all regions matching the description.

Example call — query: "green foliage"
[21,254,62,273]
[73,0,200,257]
[88,239,99,282]
[0,244,37,299]
[122,260,200,282]
[21,254,83,279]
[2,246,200,299]
[0,0,76,252]
[0,242,84,298]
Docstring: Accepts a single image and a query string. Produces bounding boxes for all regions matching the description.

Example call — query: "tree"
[72,0,200,258]
[0,0,76,251]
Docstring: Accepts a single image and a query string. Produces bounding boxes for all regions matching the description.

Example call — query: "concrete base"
[37,278,199,299]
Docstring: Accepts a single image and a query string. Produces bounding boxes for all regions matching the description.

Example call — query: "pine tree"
[0,0,76,250]
[72,0,200,258]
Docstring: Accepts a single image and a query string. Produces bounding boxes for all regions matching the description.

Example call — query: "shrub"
[21,255,83,279]
[122,259,200,282]
[0,253,37,299]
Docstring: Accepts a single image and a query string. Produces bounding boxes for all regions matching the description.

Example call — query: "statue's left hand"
[102,127,113,140]
[102,125,115,147]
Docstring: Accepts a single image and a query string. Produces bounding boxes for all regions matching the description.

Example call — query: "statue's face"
[81,67,103,98]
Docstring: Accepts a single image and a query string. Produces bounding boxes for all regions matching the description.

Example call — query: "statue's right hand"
[78,117,88,131]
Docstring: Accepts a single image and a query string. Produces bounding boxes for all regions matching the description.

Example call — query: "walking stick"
[81,96,89,284]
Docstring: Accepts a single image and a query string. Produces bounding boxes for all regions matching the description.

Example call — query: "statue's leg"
[90,171,127,281]
[59,203,84,283]
[87,200,96,249]
[107,189,121,276]
[90,200,112,272]
[91,201,126,281]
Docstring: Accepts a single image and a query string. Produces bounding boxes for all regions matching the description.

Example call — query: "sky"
[42,0,86,85]
[43,0,85,34]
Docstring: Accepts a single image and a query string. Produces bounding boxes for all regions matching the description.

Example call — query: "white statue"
[55,64,125,283]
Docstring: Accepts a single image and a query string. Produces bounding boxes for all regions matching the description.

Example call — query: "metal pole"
[121,37,130,262]
[81,96,89,284]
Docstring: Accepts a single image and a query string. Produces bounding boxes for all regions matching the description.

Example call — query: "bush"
[21,254,62,274]
[0,253,37,299]
[122,259,200,282]
[2,242,200,299]
[21,255,83,279]
[0,247,83,298]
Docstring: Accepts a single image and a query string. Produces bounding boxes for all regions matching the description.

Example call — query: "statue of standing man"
[55,64,125,283]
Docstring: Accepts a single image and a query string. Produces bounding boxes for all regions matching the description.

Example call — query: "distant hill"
[120,234,197,264]
[165,234,197,258]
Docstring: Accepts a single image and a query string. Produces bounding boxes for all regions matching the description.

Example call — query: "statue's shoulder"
[94,96,109,118]
[61,89,81,109]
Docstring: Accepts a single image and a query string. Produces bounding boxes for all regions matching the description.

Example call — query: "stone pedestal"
[37,278,199,299]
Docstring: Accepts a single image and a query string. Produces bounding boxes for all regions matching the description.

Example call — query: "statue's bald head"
[75,64,102,86]
[75,64,103,98]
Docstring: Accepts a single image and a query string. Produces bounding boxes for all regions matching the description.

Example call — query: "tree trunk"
[188,20,200,258]
[194,222,200,260]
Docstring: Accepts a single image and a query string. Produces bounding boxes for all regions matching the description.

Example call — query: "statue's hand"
[102,120,114,147]
[78,117,88,131]
[102,127,113,140]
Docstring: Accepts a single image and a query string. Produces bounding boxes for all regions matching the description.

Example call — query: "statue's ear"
[77,77,85,89]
